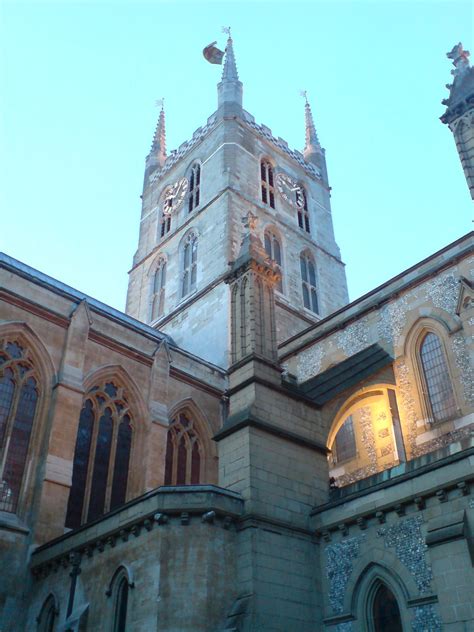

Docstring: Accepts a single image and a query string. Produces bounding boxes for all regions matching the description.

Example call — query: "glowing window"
[333,415,356,462]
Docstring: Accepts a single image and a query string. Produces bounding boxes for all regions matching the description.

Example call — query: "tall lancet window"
[65,381,133,529]
[297,188,310,233]
[182,232,198,297]
[151,258,166,320]
[164,412,203,485]
[260,160,275,209]
[419,332,457,422]
[300,251,319,314]
[188,163,201,212]
[160,209,171,238]
[0,340,39,514]
[264,229,283,292]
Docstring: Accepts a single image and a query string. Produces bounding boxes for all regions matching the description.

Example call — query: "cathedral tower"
[126,36,348,367]
[441,43,474,199]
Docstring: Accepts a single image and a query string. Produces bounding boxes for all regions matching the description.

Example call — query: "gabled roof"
[299,344,393,405]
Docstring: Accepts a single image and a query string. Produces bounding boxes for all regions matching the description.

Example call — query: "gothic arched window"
[300,252,319,314]
[188,163,201,212]
[164,412,203,485]
[297,188,310,233]
[65,382,133,529]
[419,332,457,422]
[370,582,403,632]
[0,340,39,514]
[113,576,129,632]
[332,415,356,463]
[151,258,166,320]
[264,230,283,292]
[182,232,198,297]
[260,160,275,209]
[37,594,57,632]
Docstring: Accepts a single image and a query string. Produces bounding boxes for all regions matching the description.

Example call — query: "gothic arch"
[106,564,135,597]
[346,556,415,631]
[0,322,56,517]
[179,227,199,299]
[147,254,168,321]
[167,398,217,484]
[399,309,461,357]
[36,592,59,631]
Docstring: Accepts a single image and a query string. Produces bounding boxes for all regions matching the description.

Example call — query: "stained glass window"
[164,413,202,486]
[264,231,283,292]
[420,332,457,422]
[0,340,39,513]
[188,163,201,212]
[261,161,275,209]
[300,252,319,314]
[65,382,133,528]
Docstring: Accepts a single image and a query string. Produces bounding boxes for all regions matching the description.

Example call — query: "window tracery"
[188,163,201,212]
[419,332,457,422]
[164,412,202,485]
[300,252,319,314]
[260,160,275,209]
[264,230,283,292]
[65,381,133,528]
[151,258,166,320]
[0,340,39,513]
[182,232,198,297]
[332,415,356,463]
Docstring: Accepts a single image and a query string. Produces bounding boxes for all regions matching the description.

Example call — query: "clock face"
[162,177,188,215]
[276,173,305,209]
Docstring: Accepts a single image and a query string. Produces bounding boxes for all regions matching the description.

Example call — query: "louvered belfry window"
[261,161,275,209]
[65,381,133,528]
[297,189,310,233]
[182,233,198,297]
[419,332,457,422]
[188,163,201,212]
[0,340,39,514]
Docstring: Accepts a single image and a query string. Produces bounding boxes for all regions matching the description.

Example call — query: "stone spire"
[218,30,243,111]
[148,100,167,168]
[302,92,322,159]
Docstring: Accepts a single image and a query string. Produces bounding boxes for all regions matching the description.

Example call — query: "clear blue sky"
[0,1,472,311]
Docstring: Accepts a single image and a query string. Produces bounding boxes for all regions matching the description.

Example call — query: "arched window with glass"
[182,232,198,297]
[260,160,275,209]
[332,415,356,463]
[297,188,310,233]
[36,594,58,632]
[150,257,166,320]
[107,567,133,632]
[164,412,203,485]
[419,331,457,422]
[300,251,319,314]
[188,163,201,212]
[264,229,283,292]
[65,381,133,529]
[0,339,39,514]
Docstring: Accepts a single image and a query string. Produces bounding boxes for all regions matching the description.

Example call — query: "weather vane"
[222,26,231,36]
[155,98,165,109]
[299,89,309,103]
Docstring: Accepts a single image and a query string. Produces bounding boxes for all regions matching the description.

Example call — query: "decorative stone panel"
[325,535,365,614]
[412,604,442,632]
[377,516,432,594]
[335,318,370,357]
[451,332,474,405]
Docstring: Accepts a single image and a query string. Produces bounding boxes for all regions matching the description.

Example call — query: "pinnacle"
[222,35,239,82]
[304,96,321,151]
[149,101,167,167]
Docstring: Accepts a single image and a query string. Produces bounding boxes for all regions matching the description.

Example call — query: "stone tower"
[441,42,474,199]
[126,35,348,367]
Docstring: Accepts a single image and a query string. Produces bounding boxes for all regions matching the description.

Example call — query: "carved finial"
[241,210,258,232]
[447,42,471,77]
